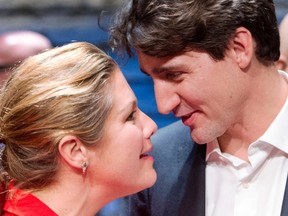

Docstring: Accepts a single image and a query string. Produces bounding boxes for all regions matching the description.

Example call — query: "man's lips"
[181,112,196,126]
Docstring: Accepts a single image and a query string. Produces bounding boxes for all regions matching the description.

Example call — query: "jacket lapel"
[281,173,288,216]
[179,144,206,216]
[175,144,288,216]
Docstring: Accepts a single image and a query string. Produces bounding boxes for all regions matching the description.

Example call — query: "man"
[110,0,288,215]
[277,14,288,72]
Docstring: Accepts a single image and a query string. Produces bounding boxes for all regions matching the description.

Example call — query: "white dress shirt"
[206,72,288,216]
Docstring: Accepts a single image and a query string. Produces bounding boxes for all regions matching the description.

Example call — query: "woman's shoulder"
[2,183,58,216]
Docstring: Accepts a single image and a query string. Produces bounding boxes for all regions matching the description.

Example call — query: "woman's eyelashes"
[127,110,137,121]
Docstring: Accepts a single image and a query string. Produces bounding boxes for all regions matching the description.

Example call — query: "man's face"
[137,49,249,144]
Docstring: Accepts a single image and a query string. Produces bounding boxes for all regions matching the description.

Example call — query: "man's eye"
[127,111,136,121]
[165,72,182,80]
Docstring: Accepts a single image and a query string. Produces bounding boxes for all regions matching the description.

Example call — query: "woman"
[0,42,157,215]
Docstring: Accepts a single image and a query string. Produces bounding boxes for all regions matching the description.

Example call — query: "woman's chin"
[141,169,157,190]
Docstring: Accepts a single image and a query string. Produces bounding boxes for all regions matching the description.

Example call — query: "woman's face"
[88,69,157,198]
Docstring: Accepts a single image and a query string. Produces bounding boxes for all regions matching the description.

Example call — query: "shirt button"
[241,182,250,189]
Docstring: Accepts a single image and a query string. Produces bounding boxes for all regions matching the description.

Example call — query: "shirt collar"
[206,139,220,161]
[259,96,288,154]
[258,71,288,153]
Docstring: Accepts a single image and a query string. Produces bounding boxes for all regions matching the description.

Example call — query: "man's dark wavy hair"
[109,0,280,65]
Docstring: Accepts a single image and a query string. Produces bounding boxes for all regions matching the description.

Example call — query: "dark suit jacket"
[123,120,288,216]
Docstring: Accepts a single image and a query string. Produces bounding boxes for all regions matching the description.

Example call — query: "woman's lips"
[140,153,154,162]
[140,146,153,159]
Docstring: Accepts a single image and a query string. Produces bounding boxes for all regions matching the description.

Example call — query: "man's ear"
[276,54,288,71]
[58,135,88,170]
[231,27,254,69]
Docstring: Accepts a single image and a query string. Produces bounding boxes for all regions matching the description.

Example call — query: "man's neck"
[218,69,288,161]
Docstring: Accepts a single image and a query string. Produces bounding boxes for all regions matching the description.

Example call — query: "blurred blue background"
[0,0,287,215]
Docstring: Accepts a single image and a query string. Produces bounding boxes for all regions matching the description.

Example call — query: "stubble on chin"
[190,126,220,144]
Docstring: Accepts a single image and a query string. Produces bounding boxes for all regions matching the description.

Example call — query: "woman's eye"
[127,110,136,121]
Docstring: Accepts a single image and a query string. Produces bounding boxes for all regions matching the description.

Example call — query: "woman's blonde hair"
[0,42,116,190]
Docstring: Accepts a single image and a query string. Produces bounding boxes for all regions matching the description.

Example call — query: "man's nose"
[153,80,180,115]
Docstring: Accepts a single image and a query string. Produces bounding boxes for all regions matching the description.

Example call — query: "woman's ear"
[58,135,88,171]
[231,27,254,69]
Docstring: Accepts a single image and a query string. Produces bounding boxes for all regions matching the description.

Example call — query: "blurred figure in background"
[0,30,52,84]
[277,14,288,72]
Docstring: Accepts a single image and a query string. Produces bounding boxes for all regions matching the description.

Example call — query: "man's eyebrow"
[140,66,175,76]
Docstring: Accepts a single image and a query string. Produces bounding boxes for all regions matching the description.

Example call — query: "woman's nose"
[140,110,158,138]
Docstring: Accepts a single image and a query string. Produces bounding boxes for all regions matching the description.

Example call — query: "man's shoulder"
[151,120,197,169]
[145,121,206,216]
[155,120,189,134]
[152,120,195,151]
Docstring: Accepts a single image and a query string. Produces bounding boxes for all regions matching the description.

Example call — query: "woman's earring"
[82,161,88,175]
